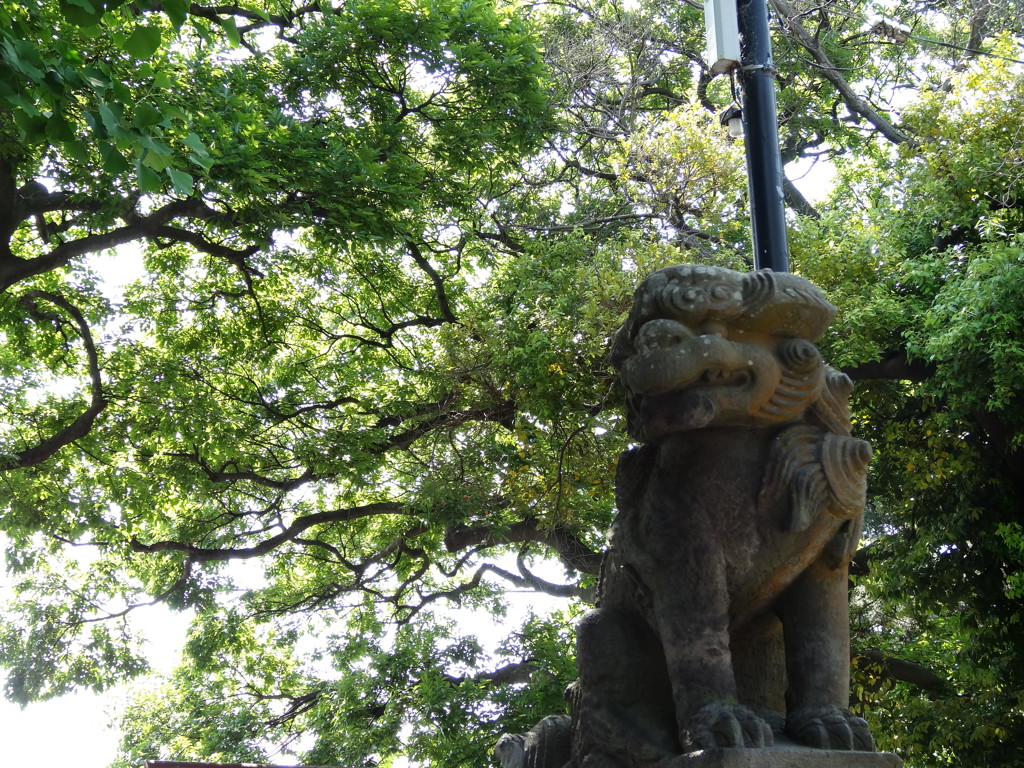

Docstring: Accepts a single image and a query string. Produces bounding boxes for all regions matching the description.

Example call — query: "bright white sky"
[1,689,126,766]
[0,556,189,768]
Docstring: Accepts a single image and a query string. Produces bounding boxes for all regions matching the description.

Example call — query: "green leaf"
[97,101,124,137]
[8,93,41,118]
[111,79,131,103]
[167,167,194,194]
[162,0,189,29]
[161,104,187,122]
[136,161,163,193]
[143,150,173,171]
[62,138,90,162]
[190,18,213,44]
[99,141,130,174]
[220,16,241,47]
[58,0,103,27]
[12,109,47,137]
[153,71,174,90]
[241,3,272,23]
[123,23,163,59]
[138,134,172,155]
[45,114,76,142]
[80,66,110,90]
[183,132,210,157]
[133,102,163,128]
[2,39,44,80]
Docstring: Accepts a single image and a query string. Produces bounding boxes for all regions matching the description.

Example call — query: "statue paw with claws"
[788,705,875,751]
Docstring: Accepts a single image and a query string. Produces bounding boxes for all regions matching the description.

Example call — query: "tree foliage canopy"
[2,0,1023,766]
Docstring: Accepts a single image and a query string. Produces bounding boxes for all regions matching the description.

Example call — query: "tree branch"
[164,450,317,491]
[782,174,821,219]
[407,241,457,323]
[852,647,951,696]
[444,518,603,575]
[770,0,917,147]
[387,401,517,449]
[130,502,406,562]
[517,546,595,601]
[0,198,236,293]
[842,349,934,382]
[972,408,1024,490]
[172,1,320,31]
[151,225,262,275]
[443,661,541,687]
[1,291,107,471]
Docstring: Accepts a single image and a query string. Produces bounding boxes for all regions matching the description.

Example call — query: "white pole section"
[704,0,741,75]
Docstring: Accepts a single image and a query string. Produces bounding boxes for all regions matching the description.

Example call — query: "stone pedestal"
[660,741,902,768]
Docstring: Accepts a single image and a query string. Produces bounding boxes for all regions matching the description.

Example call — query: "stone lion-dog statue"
[497,264,874,768]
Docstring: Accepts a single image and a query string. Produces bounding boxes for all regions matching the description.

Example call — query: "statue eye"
[710,284,733,302]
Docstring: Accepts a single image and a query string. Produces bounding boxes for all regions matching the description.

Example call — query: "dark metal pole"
[737,0,789,272]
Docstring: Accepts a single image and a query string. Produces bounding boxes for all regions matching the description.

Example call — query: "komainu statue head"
[611,265,840,441]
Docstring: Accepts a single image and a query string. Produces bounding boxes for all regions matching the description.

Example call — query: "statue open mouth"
[621,331,772,395]
[619,328,784,439]
[637,390,718,436]
[701,367,752,386]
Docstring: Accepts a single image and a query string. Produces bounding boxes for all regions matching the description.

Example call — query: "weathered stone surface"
[494,265,890,768]
[495,715,573,768]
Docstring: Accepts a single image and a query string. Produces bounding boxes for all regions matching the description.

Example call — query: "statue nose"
[635,318,695,354]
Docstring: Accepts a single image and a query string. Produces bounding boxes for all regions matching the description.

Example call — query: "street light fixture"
[719,104,744,138]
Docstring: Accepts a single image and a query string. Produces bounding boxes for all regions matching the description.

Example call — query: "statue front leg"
[573,606,679,768]
[645,550,773,752]
[781,560,874,751]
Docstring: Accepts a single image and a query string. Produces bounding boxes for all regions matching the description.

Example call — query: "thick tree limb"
[388,401,517,448]
[407,241,457,323]
[523,213,657,234]
[151,225,262,275]
[164,449,317,491]
[444,518,603,575]
[168,1,320,32]
[972,408,1024,489]
[562,157,620,183]
[0,198,236,293]
[842,349,934,382]
[843,351,1021,483]
[400,559,588,622]
[443,661,541,687]
[852,648,951,696]
[849,543,878,578]
[782,174,821,219]
[1,291,107,471]
[130,502,406,562]
[149,398,517,501]
[474,227,526,254]
[517,546,596,601]
[967,0,992,54]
